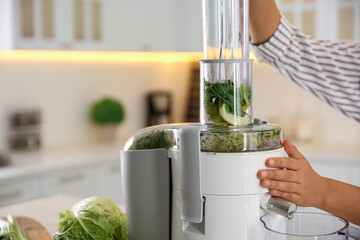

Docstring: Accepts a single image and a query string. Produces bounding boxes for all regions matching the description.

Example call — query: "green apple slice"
[219,102,251,126]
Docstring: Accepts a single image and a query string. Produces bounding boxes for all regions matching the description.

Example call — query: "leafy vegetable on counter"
[204,80,251,126]
[0,215,27,240]
[54,197,128,240]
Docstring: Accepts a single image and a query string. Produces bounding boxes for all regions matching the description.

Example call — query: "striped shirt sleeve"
[251,15,360,123]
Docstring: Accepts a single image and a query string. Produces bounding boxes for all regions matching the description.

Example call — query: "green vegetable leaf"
[204,80,251,125]
[54,197,128,240]
[0,215,28,240]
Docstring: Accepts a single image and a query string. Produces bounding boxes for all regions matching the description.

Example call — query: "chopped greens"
[200,128,282,152]
[0,215,27,240]
[124,125,282,153]
[128,128,176,150]
[204,80,251,126]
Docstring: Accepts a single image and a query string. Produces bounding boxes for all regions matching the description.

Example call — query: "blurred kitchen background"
[0,0,359,207]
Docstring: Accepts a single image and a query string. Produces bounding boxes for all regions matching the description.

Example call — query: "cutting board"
[3,217,52,240]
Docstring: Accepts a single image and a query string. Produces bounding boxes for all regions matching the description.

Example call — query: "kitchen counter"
[0,143,125,207]
[0,195,357,237]
[294,140,360,164]
[0,142,123,184]
[0,195,83,235]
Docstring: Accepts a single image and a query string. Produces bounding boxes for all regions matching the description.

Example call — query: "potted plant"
[91,97,125,143]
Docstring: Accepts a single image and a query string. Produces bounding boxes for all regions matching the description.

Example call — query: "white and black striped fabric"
[251,15,360,122]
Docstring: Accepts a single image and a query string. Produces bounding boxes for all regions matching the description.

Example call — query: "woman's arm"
[258,140,360,225]
[249,0,281,45]
[249,0,360,122]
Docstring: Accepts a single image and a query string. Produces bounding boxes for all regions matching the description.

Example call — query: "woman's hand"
[257,139,326,207]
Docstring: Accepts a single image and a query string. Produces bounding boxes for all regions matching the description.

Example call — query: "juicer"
[121,0,296,239]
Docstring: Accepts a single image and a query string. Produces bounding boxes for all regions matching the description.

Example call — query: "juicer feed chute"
[201,0,252,127]
[202,0,250,60]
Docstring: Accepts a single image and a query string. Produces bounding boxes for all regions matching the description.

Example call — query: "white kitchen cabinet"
[42,164,99,198]
[60,0,111,51]
[276,0,360,42]
[136,0,202,52]
[0,0,110,50]
[0,179,41,207]
[106,0,202,52]
[95,161,124,204]
[1,0,203,51]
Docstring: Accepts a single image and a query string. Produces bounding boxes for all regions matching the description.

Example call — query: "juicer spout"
[260,193,297,219]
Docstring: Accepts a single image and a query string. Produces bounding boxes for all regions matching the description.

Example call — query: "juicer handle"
[180,124,203,223]
[260,193,297,219]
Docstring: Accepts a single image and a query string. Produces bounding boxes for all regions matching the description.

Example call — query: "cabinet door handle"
[0,190,22,202]
[59,173,85,184]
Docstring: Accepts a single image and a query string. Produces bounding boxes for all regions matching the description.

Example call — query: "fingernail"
[263,180,271,187]
[261,171,269,178]
[268,159,275,166]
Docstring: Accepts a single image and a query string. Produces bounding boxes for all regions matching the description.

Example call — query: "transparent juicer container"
[261,212,360,239]
[200,59,253,127]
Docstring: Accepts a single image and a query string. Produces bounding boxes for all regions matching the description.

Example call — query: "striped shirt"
[251,15,360,123]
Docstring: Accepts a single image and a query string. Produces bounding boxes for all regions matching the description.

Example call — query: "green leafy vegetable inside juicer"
[204,80,251,126]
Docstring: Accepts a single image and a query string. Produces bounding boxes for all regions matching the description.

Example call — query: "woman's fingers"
[258,169,299,183]
[266,157,302,170]
[260,179,300,194]
[283,139,304,159]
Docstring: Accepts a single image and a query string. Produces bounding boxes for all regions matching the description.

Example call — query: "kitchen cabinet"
[0,179,41,206]
[42,165,99,197]
[95,162,124,203]
[0,0,203,51]
[135,0,202,52]
[0,157,124,207]
[0,0,110,50]
[276,0,360,42]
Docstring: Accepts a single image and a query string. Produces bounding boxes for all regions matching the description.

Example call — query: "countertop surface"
[0,143,123,183]
[294,140,360,164]
[0,195,358,237]
[0,195,83,236]
[0,195,126,236]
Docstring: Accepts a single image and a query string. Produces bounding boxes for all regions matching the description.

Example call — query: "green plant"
[91,97,125,125]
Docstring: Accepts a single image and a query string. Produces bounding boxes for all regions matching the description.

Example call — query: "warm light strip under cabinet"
[0,50,256,63]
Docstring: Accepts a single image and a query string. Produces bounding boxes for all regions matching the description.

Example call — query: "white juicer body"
[169,148,285,240]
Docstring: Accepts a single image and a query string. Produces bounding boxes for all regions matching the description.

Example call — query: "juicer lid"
[123,120,283,153]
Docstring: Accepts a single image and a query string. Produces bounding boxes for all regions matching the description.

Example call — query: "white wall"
[0,58,359,152]
[0,58,191,150]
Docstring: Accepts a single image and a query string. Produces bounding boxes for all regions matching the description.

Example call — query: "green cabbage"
[54,197,128,240]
